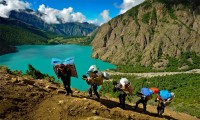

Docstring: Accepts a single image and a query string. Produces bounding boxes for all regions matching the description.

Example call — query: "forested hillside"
[0,17,58,55]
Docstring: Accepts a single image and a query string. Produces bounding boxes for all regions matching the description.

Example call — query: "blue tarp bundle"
[51,57,78,78]
[159,90,171,100]
[141,87,153,96]
[51,57,74,65]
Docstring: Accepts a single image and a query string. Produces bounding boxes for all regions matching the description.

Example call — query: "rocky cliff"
[92,0,200,68]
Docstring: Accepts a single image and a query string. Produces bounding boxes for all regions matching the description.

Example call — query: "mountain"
[9,9,98,36]
[91,0,200,70]
[0,17,56,55]
[0,8,98,55]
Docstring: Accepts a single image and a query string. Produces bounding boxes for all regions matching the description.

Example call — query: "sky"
[0,0,145,25]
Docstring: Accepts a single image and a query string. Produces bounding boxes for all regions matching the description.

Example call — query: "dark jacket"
[57,67,71,81]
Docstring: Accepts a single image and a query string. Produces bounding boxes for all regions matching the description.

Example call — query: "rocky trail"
[106,69,200,78]
[0,67,199,120]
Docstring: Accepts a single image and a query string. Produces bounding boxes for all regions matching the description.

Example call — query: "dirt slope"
[0,68,199,120]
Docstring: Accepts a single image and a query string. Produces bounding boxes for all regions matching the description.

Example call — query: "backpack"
[141,87,153,96]
[159,90,171,100]
[124,85,134,95]
[92,74,103,86]
[102,72,110,80]
[150,87,159,94]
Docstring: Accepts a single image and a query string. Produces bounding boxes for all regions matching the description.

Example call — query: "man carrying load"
[113,78,133,109]
[55,64,73,96]
[82,65,102,100]
[134,87,154,112]
[51,57,78,96]
[155,90,175,116]
[82,75,100,100]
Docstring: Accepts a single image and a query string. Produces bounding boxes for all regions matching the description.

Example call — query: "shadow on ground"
[72,94,177,120]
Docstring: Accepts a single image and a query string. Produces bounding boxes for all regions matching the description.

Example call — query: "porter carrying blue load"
[52,57,78,78]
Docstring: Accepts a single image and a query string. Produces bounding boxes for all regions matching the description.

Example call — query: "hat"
[88,65,98,72]
[120,78,130,86]
[170,92,175,98]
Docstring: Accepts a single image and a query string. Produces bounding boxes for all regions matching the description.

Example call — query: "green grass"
[100,73,200,118]
[111,52,200,73]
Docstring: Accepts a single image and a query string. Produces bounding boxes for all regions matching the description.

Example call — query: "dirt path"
[27,92,199,120]
[0,67,199,120]
[106,69,200,78]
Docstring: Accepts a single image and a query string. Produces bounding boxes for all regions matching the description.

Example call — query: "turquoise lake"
[0,45,116,91]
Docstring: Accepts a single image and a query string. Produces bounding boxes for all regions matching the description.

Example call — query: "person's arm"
[137,91,143,97]
[166,98,172,103]
[84,78,90,85]
[54,65,61,79]
[113,85,118,92]
[113,84,123,92]
[155,96,163,102]
[57,69,61,79]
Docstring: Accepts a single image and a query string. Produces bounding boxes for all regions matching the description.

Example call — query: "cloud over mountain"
[0,0,30,18]
[0,0,145,25]
[38,4,86,24]
[100,10,111,24]
[0,0,86,24]
[119,0,145,14]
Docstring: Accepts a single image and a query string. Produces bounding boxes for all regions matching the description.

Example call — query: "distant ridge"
[9,9,98,37]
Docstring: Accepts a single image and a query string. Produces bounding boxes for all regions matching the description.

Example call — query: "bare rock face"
[92,0,200,67]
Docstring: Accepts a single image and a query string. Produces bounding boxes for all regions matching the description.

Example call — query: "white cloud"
[119,0,145,14]
[100,10,111,23]
[38,4,60,24]
[38,4,86,24]
[0,0,30,18]
[87,19,99,25]
[71,12,85,23]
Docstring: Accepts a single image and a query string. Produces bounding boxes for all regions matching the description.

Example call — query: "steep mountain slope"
[92,0,200,68]
[9,10,98,36]
[0,67,198,120]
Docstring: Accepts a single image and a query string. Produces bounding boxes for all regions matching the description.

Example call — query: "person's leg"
[88,84,92,97]
[118,94,121,105]
[62,79,68,94]
[118,94,123,106]
[157,101,165,116]
[161,102,165,113]
[157,103,161,115]
[65,78,72,95]
[92,84,100,99]
[135,98,143,109]
[142,98,148,112]
[121,94,126,108]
